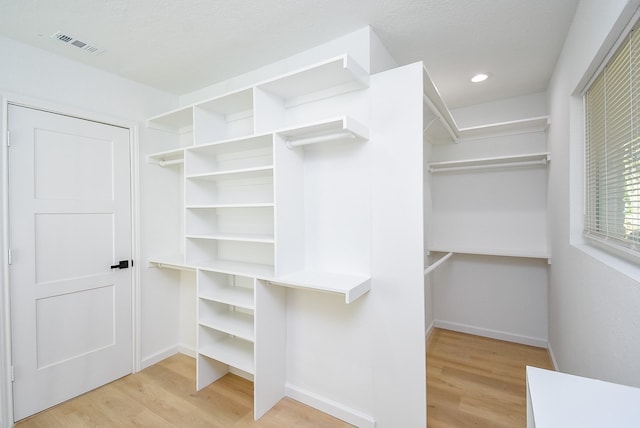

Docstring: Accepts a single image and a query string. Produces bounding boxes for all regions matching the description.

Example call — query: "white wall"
[0,34,184,378]
[547,0,640,385]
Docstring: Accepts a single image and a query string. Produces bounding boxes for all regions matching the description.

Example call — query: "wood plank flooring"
[427,328,554,427]
[15,355,352,428]
[16,328,554,427]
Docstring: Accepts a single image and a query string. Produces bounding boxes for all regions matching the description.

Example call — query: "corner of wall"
[368,27,399,74]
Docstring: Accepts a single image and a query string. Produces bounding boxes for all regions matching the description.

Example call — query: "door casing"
[0,94,141,427]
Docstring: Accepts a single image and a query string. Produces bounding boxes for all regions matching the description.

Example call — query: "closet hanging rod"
[429,159,547,174]
[285,130,356,149]
[148,158,184,167]
[424,252,454,276]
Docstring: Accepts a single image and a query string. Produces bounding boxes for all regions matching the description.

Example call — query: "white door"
[8,105,133,421]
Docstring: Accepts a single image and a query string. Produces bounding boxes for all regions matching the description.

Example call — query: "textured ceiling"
[0,0,579,109]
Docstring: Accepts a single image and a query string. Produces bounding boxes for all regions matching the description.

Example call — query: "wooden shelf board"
[268,271,371,304]
[199,337,254,375]
[199,311,254,342]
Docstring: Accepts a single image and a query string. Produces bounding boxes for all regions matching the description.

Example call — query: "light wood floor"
[427,328,554,427]
[16,328,553,427]
[15,355,352,428]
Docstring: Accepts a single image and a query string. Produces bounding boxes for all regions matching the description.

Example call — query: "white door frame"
[0,93,141,427]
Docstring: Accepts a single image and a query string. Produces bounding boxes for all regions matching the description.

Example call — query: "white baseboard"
[140,345,180,370]
[285,384,375,428]
[547,342,560,371]
[178,344,196,358]
[425,320,435,340]
[434,320,548,348]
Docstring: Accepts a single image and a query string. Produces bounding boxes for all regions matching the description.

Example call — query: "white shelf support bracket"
[285,130,356,149]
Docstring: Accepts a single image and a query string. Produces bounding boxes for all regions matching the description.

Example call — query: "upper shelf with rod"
[422,67,550,144]
[275,116,368,149]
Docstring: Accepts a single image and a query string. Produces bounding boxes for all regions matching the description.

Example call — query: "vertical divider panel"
[254,278,287,419]
[254,87,285,134]
[273,134,305,277]
[193,107,227,145]
[196,269,229,390]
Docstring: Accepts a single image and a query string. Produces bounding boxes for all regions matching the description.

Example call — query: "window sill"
[572,241,640,283]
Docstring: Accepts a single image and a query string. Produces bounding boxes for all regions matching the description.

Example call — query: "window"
[584,23,640,259]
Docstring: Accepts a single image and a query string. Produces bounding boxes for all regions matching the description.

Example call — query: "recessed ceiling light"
[470,73,490,83]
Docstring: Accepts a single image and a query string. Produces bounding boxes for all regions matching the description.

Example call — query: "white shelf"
[275,116,368,148]
[186,203,274,210]
[147,147,186,167]
[428,247,550,260]
[268,271,371,304]
[185,166,273,181]
[186,233,274,244]
[257,54,369,107]
[458,116,550,141]
[148,106,193,134]
[199,310,254,342]
[148,255,194,271]
[194,259,275,278]
[200,286,254,310]
[428,152,550,173]
[199,337,254,375]
[186,133,273,156]
[197,88,253,117]
[422,66,550,143]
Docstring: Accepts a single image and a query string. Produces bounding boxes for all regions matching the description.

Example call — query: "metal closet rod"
[285,130,356,149]
[424,252,454,276]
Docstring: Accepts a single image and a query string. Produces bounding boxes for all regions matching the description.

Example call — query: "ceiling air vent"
[50,31,104,55]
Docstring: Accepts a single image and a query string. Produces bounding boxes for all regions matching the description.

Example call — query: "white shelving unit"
[146,54,372,420]
[423,64,551,261]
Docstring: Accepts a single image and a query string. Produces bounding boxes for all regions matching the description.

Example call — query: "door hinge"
[7,248,11,265]
[11,366,14,382]
[6,130,10,147]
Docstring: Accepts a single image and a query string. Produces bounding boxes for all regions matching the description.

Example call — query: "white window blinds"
[584,25,640,257]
